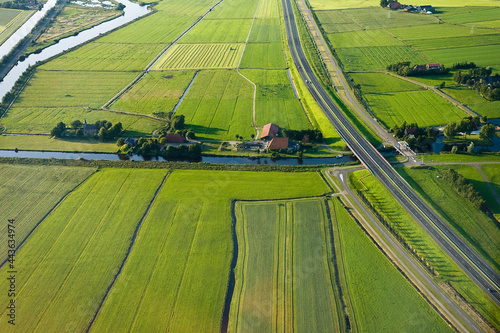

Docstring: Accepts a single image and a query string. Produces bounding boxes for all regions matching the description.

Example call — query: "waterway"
[0,0,150,100]
[0,149,357,165]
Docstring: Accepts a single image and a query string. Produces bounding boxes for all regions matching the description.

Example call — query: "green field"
[0,135,118,152]
[152,43,244,70]
[248,18,282,42]
[112,71,196,115]
[0,9,34,45]
[423,44,500,71]
[175,70,255,140]
[349,170,500,328]
[206,0,259,19]
[309,0,500,10]
[0,165,95,263]
[408,34,500,51]
[0,168,168,332]
[229,199,342,332]
[481,164,500,219]
[333,198,452,332]
[364,90,465,128]
[336,46,431,71]
[240,42,287,69]
[154,0,218,17]
[179,19,253,44]
[397,166,500,272]
[242,69,311,130]
[88,170,330,332]
[327,29,402,48]
[350,72,423,94]
[437,7,500,25]
[442,86,500,118]
[388,24,498,41]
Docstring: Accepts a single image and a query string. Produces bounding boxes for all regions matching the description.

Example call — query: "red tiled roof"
[268,137,289,150]
[165,133,185,143]
[428,64,440,68]
[260,123,279,139]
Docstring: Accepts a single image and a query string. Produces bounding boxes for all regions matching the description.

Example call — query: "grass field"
[349,170,500,329]
[340,7,436,30]
[2,106,163,136]
[152,43,244,70]
[40,42,165,71]
[437,7,500,25]
[333,198,452,332]
[0,8,34,45]
[229,198,341,332]
[154,0,218,17]
[89,170,330,332]
[206,0,259,19]
[423,44,500,71]
[0,135,118,152]
[248,18,282,42]
[240,42,287,69]
[175,70,255,140]
[421,153,500,163]
[397,166,500,272]
[241,69,312,130]
[336,46,431,71]
[481,164,500,219]
[349,72,423,94]
[364,90,465,128]
[309,0,500,10]
[327,29,402,48]
[0,165,95,263]
[0,168,168,332]
[408,34,500,51]
[112,71,196,115]
[179,19,253,44]
[388,24,498,41]
[442,86,500,118]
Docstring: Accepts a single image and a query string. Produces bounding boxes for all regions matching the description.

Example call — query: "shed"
[165,133,186,143]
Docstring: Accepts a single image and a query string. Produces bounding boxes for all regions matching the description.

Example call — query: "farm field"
[112,71,196,115]
[2,106,162,136]
[0,168,168,332]
[349,170,500,329]
[388,24,498,41]
[229,199,342,332]
[308,0,500,10]
[333,198,452,332]
[363,90,465,128]
[327,29,402,48]
[442,86,500,118]
[248,18,282,42]
[0,8,34,45]
[241,69,312,130]
[89,170,331,332]
[407,35,500,51]
[154,0,219,17]
[0,135,118,152]
[397,166,500,272]
[206,0,259,19]
[423,44,500,72]
[174,70,255,140]
[152,43,244,70]
[349,72,423,94]
[240,42,287,69]
[436,7,500,25]
[179,19,253,44]
[0,165,95,263]
[481,164,500,219]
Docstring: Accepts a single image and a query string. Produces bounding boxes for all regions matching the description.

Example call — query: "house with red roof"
[165,133,186,144]
[260,123,279,141]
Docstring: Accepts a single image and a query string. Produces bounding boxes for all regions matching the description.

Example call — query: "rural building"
[83,119,97,136]
[260,123,280,141]
[420,5,434,13]
[413,65,427,72]
[165,133,186,143]
[267,137,300,151]
[124,137,138,147]
[388,2,402,9]
[405,127,417,135]
[427,64,441,70]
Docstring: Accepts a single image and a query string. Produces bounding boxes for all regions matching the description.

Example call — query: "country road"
[282,0,500,313]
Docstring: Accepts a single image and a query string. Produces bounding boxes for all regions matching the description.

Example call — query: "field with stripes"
[0,8,34,45]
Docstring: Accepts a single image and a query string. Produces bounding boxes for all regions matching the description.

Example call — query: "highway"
[281,0,500,309]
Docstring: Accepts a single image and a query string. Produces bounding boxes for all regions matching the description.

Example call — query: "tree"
[467,142,474,153]
[479,123,495,141]
[186,130,195,139]
[50,122,66,138]
[98,127,108,141]
[171,115,185,130]
[451,145,459,154]
[457,119,473,138]
[116,138,125,147]
[443,123,456,138]
[439,82,445,89]
[71,120,82,128]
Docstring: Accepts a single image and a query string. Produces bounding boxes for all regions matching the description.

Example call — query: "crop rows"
[0,9,34,45]
[230,199,341,332]
[0,169,167,332]
[336,46,430,71]
[153,43,243,70]
[40,42,165,72]
[112,71,196,115]
[364,90,465,128]
[255,0,280,19]
[0,165,95,263]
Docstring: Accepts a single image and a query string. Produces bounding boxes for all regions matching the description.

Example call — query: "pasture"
[152,43,243,70]
[349,73,422,94]
[248,18,282,42]
[206,0,259,19]
[333,198,452,332]
[423,44,500,71]
[442,86,500,118]
[364,90,465,128]
[0,165,95,263]
[229,199,341,332]
[335,46,430,71]
[0,135,118,152]
[388,24,498,41]
[154,0,218,17]
[112,71,196,115]
[0,168,168,332]
[408,34,500,51]
[308,0,500,10]
[327,29,402,48]
[0,9,34,45]
[481,164,500,219]
[174,70,255,140]
[242,69,312,130]
[437,7,500,25]
[397,166,500,272]
[340,7,436,30]
[179,19,252,44]
[240,42,287,69]
[349,170,500,328]
[89,170,330,332]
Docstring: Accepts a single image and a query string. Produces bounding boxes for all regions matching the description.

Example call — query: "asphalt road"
[281,0,500,307]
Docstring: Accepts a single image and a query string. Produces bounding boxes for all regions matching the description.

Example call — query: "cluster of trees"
[130,137,201,159]
[282,129,323,142]
[154,114,196,139]
[0,0,31,9]
[442,169,488,212]
[453,68,500,101]
[50,120,122,141]
[387,61,448,77]
[443,117,494,141]
[380,0,396,7]
[391,121,438,152]
[451,61,476,70]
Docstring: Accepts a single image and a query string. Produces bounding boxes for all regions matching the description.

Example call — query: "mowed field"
[0,8,34,45]
[229,199,342,332]
[0,165,95,263]
[349,170,500,328]
[88,170,330,332]
[332,198,452,332]
[174,70,255,140]
[0,168,168,332]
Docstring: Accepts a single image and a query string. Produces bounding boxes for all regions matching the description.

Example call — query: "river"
[0,0,150,100]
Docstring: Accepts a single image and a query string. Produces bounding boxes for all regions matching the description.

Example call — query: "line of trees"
[387,61,448,77]
[50,120,122,141]
[453,68,500,101]
[442,169,488,212]
[443,117,494,141]
[282,129,323,142]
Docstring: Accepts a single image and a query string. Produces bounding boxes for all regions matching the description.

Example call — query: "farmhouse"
[267,137,300,151]
[388,2,402,9]
[412,65,427,72]
[83,119,97,136]
[260,123,279,141]
[124,137,138,147]
[427,64,441,70]
[165,133,186,144]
